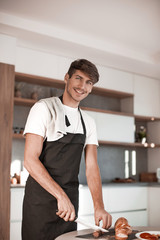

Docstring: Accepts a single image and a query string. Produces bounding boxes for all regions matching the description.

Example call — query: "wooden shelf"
[14,97,160,122]
[81,106,133,117]
[15,72,65,89]
[14,97,134,117]
[14,97,36,106]
[92,86,133,99]
[135,115,160,122]
[99,140,160,148]
[12,133,160,148]
[12,133,25,139]
[14,98,134,117]
[15,72,133,99]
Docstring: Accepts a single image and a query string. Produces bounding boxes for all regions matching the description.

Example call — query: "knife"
[75,217,109,233]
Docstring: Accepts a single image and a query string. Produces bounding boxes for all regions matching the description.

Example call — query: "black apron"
[22,100,86,240]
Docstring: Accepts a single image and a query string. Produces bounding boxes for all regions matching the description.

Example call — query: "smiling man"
[22,59,112,240]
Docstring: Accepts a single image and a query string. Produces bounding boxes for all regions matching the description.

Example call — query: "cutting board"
[76,228,139,239]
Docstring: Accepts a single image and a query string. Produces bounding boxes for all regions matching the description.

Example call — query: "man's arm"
[84,144,112,229]
[24,133,75,221]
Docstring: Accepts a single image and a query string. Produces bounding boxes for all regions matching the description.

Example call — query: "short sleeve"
[81,111,99,146]
[23,101,49,138]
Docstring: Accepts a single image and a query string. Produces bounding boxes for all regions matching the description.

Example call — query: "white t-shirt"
[24,98,98,146]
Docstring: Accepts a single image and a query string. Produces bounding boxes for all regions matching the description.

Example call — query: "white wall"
[0,34,16,65]
[16,46,73,80]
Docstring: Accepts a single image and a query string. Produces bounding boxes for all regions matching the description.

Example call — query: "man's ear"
[64,73,69,83]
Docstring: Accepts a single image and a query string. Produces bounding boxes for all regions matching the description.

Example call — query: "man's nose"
[78,79,85,89]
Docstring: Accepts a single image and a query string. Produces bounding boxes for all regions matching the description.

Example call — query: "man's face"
[64,70,94,105]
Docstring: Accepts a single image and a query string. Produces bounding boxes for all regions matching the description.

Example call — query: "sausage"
[92,230,103,238]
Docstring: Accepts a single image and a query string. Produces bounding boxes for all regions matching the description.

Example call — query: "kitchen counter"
[10,184,25,188]
[55,227,160,240]
[10,182,160,188]
[103,182,160,187]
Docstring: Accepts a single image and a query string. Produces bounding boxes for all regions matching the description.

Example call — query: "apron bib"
[22,102,86,240]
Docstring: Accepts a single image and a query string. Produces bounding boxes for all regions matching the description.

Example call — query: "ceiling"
[0,0,160,79]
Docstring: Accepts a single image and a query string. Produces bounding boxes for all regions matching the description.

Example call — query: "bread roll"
[115,217,132,240]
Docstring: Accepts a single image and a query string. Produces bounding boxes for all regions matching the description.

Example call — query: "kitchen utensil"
[75,217,108,233]
[77,229,139,239]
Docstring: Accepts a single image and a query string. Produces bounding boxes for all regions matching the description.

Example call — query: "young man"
[22,59,112,240]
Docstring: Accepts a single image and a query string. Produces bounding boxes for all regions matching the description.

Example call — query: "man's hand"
[56,193,76,222]
[94,207,112,230]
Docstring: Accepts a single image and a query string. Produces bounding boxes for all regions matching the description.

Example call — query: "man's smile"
[74,88,85,95]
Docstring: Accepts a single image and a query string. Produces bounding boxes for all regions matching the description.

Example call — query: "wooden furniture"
[0,63,15,240]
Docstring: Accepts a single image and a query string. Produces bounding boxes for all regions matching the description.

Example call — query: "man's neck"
[62,91,80,108]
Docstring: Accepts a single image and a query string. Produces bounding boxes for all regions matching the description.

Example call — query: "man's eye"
[88,81,93,85]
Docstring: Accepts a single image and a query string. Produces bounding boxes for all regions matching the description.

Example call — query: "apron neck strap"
[59,95,86,136]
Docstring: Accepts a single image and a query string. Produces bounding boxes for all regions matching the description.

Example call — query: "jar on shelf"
[14,82,24,98]
[15,88,22,98]
[31,91,38,100]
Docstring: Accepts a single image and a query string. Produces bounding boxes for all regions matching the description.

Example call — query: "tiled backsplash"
[79,146,147,184]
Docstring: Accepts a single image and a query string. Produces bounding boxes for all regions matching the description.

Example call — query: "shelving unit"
[135,115,160,122]
[14,97,36,106]
[99,140,160,148]
[15,72,65,89]
[12,134,160,148]
[14,72,160,148]
[15,72,134,98]
[14,96,134,117]
[13,133,25,139]
[14,96,160,122]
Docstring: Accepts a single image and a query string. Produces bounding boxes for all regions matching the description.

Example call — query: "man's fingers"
[95,217,100,226]
[63,212,71,221]
[102,215,112,229]
[56,210,63,216]
[58,211,67,219]
[95,215,112,230]
[69,211,76,221]
[56,209,75,222]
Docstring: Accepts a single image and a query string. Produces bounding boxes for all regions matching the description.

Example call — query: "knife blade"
[75,217,109,233]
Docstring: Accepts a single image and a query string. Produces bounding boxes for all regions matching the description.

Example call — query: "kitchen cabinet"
[84,110,134,143]
[105,186,147,212]
[78,185,148,229]
[111,211,148,227]
[96,65,133,94]
[10,187,24,240]
[148,186,160,227]
[133,75,160,117]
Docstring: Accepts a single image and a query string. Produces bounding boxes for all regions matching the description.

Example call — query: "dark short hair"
[67,59,99,84]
